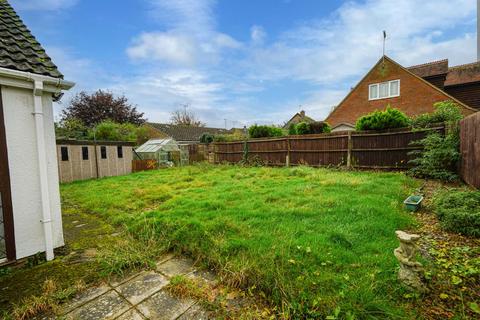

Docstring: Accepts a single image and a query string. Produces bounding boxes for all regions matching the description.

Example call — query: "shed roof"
[0,0,63,78]
[147,123,230,142]
[135,138,179,153]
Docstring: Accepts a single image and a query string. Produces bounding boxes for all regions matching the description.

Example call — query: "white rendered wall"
[2,85,64,259]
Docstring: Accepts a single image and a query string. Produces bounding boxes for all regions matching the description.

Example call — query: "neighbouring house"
[0,1,74,263]
[56,140,135,183]
[135,138,189,166]
[146,123,230,144]
[325,56,477,131]
[283,110,315,129]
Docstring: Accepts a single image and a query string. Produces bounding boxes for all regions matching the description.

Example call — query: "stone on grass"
[65,290,130,319]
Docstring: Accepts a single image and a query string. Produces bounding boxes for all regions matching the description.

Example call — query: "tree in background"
[170,105,205,127]
[55,117,88,139]
[61,90,145,127]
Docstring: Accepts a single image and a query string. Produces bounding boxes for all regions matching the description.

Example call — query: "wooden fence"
[460,113,480,188]
[214,127,444,170]
[132,159,158,172]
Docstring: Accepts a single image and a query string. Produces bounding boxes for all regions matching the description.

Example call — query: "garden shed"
[136,138,188,166]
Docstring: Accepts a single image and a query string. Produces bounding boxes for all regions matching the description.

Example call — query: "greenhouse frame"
[135,138,189,166]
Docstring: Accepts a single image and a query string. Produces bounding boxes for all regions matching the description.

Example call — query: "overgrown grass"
[61,164,418,318]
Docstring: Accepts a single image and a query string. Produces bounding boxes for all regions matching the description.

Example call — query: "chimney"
[300,110,305,117]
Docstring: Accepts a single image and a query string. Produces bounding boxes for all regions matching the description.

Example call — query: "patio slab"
[156,257,195,278]
[177,303,211,320]
[115,271,169,305]
[60,284,111,315]
[115,308,145,320]
[136,290,195,320]
[65,290,130,320]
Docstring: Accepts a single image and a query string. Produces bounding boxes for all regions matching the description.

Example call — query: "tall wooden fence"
[214,127,444,170]
[460,113,480,188]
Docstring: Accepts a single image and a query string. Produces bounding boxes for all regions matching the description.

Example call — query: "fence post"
[286,137,290,167]
[347,131,352,168]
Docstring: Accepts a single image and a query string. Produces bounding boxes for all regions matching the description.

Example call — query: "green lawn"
[61,164,418,319]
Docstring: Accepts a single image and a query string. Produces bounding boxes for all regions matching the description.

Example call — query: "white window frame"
[368,79,400,100]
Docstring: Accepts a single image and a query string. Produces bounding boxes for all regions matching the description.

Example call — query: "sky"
[10,0,477,128]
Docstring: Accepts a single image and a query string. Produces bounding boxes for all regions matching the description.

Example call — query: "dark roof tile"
[0,0,63,78]
[407,59,449,78]
[148,123,231,142]
[445,61,480,86]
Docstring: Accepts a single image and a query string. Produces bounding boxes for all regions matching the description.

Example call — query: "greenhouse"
[135,138,188,166]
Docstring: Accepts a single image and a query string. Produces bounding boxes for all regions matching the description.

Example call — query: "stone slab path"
[59,255,212,320]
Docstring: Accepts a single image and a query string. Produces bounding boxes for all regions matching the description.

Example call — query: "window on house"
[368,79,400,100]
[101,146,107,159]
[61,146,69,161]
[82,146,89,160]
[117,146,123,159]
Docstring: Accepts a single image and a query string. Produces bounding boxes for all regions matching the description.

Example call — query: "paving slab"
[115,271,169,305]
[136,290,195,320]
[187,269,218,286]
[156,257,195,278]
[115,308,145,320]
[65,290,130,320]
[177,303,211,320]
[60,284,111,315]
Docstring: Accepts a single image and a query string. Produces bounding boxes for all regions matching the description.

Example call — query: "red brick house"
[325,56,477,131]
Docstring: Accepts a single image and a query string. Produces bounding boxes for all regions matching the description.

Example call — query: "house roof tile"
[0,0,63,78]
[148,123,231,142]
[445,61,480,86]
[407,59,448,78]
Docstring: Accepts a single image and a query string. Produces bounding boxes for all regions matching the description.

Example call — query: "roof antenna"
[383,30,387,57]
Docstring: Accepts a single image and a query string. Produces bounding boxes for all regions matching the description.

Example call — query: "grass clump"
[3,279,85,320]
[434,189,480,237]
[61,165,418,318]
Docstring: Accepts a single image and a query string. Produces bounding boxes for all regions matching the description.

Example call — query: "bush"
[295,122,310,135]
[288,123,297,135]
[355,106,410,131]
[89,120,139,141]
[408,101,464,181]
[248,125,284,138]
[434,190,480,237]
[411,100,463,128]
[290,121,331,135]
[309,121,331,134]
[408,132,460,181]
[199,133,214,144]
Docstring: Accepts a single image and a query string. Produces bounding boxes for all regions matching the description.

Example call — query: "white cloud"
[127,32,197,65]
[245,0,476,84]
[128,0,241,66]
[250,25,266,45]
[10,0,78,11]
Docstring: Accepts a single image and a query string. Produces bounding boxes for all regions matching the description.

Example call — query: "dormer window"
[369,80,400,100]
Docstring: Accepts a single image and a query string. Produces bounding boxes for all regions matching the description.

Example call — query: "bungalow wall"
[56,141,134,183]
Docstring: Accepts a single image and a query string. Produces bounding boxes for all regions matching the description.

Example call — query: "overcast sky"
[11,0,477,128]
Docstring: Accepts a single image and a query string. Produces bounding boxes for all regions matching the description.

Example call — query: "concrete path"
[59,255,213,320]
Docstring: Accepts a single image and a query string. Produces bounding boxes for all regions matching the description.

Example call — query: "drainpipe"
[32,80,54,261]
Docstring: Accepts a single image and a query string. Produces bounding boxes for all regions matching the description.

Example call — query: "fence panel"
[290,134,348,166]
[351,129,442,169]
[132,159,158,172]
[212,127,443,170]
[460,113,480,188]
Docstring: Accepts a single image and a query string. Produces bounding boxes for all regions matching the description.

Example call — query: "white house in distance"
[0,1,74,264]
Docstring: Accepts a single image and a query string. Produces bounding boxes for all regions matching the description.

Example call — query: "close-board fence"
[213,127,444,170]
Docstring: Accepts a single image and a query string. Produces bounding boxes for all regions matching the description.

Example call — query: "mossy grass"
[60,164,419,318]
